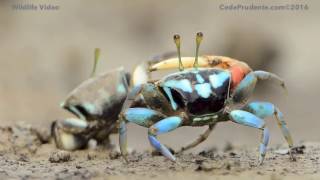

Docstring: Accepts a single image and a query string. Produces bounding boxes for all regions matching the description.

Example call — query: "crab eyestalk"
[91,48,101,77]
[173,34,184,71]
[194,32,203,69]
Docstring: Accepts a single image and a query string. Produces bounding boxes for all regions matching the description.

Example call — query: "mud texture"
[0,125,319,180]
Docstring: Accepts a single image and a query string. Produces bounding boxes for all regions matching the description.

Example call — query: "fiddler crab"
[118,32,295,165]
[51,32,294,165]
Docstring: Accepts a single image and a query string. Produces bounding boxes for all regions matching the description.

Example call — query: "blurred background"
[0,0,319,151]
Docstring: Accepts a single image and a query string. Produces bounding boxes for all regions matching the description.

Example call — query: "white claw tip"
[60,101,66,108]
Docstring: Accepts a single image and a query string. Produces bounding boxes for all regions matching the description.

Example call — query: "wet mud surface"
[0,125,319,180]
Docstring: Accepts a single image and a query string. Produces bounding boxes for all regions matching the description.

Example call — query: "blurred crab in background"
[51,48,167,150]
[118,32,294,165]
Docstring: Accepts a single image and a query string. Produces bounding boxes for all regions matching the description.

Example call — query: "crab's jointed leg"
[148,116,182,161]
[178,124,216,153]
[231,71,287,104]
[119,107,182,162]
[119,107,167,162]
[119,120,128,162]
[229,110,269,165]
[243,101,294,160]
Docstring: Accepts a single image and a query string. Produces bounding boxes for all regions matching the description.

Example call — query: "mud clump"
[49,150,71,163]
[195,161,215,172]
[275,144,306,156]
[292,145,306,154]
[0,124,50,154]
[223,142,234,152]
[198,146,217,159]
[109,151,121,160]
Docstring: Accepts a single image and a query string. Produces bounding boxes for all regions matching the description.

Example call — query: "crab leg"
[229,110,269,165]
[243,101,294,160]
[119,120,128,162]
[178,124,216,153]
[148,116,182,161]
[119,107,166,162]
[254,70,287,91]
[231,71,287,104]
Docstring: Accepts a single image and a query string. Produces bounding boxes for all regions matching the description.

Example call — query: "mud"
[0,125,319,180]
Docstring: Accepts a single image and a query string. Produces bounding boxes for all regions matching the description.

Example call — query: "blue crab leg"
[243,101,294,160]
[229,110,269,165]
[148,116,182,161]
[119,108,166,162]
[178,124,216,153]
[232,71,287,104]
[119,120,128,162]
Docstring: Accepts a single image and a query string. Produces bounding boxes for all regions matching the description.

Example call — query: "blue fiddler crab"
[119,32,294,165]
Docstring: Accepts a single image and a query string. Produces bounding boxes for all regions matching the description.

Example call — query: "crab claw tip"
[60,101,66,108]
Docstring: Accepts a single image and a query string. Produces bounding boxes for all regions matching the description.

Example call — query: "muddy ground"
[0,125,319,180]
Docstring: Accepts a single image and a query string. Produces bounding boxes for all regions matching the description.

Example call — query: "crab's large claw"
[149,55,253,89]
[61,67,129,123]
[132,61,150,87]
[54,68,130,150]
[132,52,176,86]
[149,55,251,72]
[52,117,116,150]
[149,56,210,71]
